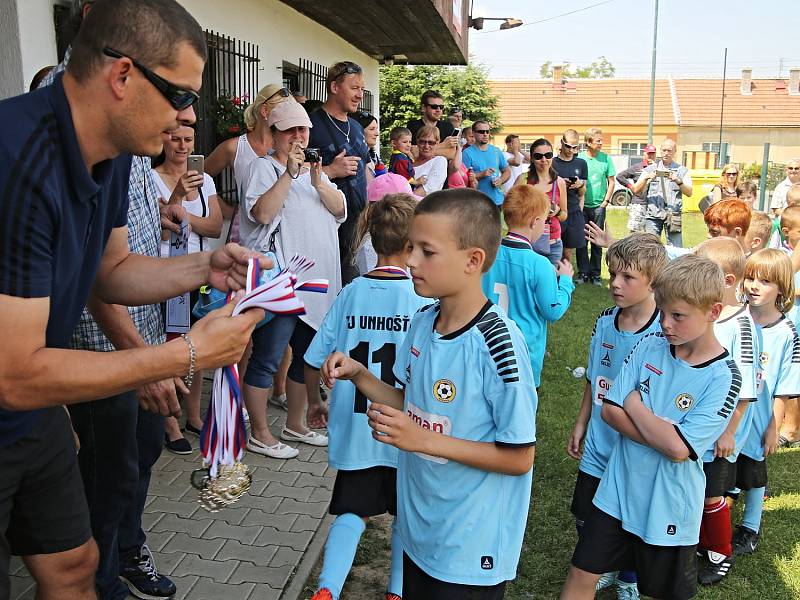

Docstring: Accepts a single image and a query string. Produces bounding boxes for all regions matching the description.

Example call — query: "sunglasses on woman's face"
[417,139,437,146]
[533,151,554,160]
[726,172,738,176]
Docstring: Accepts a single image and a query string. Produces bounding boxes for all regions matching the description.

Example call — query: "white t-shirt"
[413,155,448,194]
[503,151,529,193]
[240,156,347,329]
[152,170,217,256]
[771,177,793,211]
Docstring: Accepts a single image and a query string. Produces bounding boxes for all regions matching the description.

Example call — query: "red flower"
[228,125,240,134]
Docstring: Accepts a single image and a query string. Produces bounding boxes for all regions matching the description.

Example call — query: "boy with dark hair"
[568,232,666,599]
[562,255,741,600]
[322,189,537,599]
[692,238,759,584]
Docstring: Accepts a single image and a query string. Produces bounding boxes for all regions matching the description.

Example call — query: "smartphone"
[655,169,672,178]
[451,128,462,138]
[187,154,204,174]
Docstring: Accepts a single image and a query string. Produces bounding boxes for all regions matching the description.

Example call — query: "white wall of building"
[17,0,60,91]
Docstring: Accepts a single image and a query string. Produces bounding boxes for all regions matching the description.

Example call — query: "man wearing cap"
[616,144,658,233]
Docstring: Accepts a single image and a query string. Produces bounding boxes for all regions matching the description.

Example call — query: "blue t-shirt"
[304,273,427,470]
[0,74,130,447]
[580,306,661,479]
[741,314,800,461]
[481,235,574,386]
[393,302,537,585]
[595,333,740,546]
[462,145,509,205]
[702,307,759,463]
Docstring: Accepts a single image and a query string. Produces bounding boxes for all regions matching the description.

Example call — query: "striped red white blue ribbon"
[200,255,329,478]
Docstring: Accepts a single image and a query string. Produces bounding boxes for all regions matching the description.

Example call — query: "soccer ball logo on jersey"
[433,379,456,403]
[675,393,694,411]
[759,352,769,367]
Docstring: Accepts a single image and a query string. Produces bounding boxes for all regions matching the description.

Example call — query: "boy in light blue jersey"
[692,238,759,585]
[322,189,537,599]
[733,249,800,557]
[304,194,425,600]
[563,255,741,600]
[567,233,666,599]
[482,184,574,387]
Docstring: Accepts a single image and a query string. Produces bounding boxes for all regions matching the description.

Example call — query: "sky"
[469,0,800,80]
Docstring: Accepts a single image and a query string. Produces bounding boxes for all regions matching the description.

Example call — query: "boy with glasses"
[462,120,511,206]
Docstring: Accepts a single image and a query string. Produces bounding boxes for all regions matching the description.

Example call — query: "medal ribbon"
[370,266,409,276]
[200,255,329,478]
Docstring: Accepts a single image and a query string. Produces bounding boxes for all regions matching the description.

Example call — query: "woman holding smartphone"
[152,124,223,454]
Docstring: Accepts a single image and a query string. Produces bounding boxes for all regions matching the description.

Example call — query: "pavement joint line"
[279,513,334,600]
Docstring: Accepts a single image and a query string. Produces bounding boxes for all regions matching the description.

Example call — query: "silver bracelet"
[181,334,196,390]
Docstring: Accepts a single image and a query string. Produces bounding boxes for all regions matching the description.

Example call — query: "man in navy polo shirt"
[0,1,268,598]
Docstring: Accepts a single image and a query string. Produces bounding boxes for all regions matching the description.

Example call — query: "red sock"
[699,498,733,556]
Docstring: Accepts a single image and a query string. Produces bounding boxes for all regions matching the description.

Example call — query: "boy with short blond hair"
[562,255,741,600]
[745,211,772,253]
[322,189,537,599]
[567,232,666,598]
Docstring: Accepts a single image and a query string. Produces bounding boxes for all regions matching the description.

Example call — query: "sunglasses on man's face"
[473,129,491,134]
[426,103,444,110]
[561,140,579,150]
[533,151,554,160]
[103,47,199,111]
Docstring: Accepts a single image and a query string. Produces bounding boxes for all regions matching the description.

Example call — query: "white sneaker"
[616,581,640,600]
[269,394,288,411]
[596,571,618,591]
[280,427,328,447]
[246,436,299,459]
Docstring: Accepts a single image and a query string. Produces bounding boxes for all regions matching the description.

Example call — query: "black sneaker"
[732,525,760,556]
[120,544,176,599]
[698,550,734,585]
[592,276,603,286]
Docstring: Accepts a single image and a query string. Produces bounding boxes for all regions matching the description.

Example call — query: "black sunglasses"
[426,103,444,110]
[331,62,363,79]
[561,140,579,150]
[473,129,491,134]
[103,47,199,110]
[533,151,554,160]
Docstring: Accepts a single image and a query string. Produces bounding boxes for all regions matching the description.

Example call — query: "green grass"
[507,210,800,599]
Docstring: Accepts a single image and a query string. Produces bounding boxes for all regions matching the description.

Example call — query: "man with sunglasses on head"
[552,129,588,265]
[0,2,269,599]
[407,90,456,146]
[461,120,511,206]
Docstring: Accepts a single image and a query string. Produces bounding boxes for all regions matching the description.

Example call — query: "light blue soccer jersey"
[393,302,537,585]
[594,333,741,546]
[304,274,427,470]
[580,306,661,479]
[482,235,574,387]
[702,307,759,464]
[740,314,800,461]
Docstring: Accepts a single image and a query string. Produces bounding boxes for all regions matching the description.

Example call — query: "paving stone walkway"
[8,409,334,600]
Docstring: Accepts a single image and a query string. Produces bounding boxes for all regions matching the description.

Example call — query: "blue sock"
[387,518,403,596]
[617,570,637,584]
[742,487,765,533]
[318,513,366,599]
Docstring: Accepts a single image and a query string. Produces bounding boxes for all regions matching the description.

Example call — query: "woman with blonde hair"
[712,163,740,204]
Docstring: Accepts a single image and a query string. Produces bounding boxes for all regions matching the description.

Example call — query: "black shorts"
[0,408,92,588]
[287,319,317,384]
[402,553,507,600]
[329,466,397,517]
[704,457,737,497]
[570,470,601,528]
[561,209,587,249]
[572,506,697,600]
[735,454,768,490]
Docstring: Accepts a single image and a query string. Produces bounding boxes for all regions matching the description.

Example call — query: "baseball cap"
[268,100,313,130]
[367,173,422,203]
[644,144,657,153]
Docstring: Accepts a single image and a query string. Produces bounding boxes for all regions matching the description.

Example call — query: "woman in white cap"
[239,100,346,458]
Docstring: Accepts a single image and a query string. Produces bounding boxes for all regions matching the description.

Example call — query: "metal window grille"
[195,30,260,204]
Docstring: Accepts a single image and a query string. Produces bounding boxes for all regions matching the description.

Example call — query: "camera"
[655,169,673,178]
[304,148,320,163]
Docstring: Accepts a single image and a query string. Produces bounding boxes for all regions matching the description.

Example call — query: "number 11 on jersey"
[348,342,398,413]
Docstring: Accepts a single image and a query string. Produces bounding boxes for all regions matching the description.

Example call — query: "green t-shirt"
[578,151,616,208]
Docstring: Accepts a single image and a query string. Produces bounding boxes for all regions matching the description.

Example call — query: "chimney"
[789,68,800,95]
[553,64,563,84]
[740,68,752,95]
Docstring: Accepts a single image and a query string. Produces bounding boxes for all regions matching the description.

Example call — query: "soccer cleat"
[697,550,734,585]
[616,580,640,600]
[385,594,402,600]
[596,571,618,591]
[732,525,760,556]
[311,589,333,600]
[119,544,177,599]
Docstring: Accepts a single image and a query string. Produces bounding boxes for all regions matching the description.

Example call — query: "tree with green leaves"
[379,63,501,146]
[539,56,616,79]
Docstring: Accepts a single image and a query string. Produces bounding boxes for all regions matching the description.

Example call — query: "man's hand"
[320,351,366,389]
[568,178,583,190]
[188,300,264,371]
[714,431,735,458]
[207,243,273,292]
[368,403,429,452]
[567,421,586,460]
[327,150,360,178]
[137,376,189,417]
[159,200,188,235]
[556,257,574,278]
[478,168,495,180]
[585,220,615,248]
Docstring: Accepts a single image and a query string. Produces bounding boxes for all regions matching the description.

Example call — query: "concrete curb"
[280,513,334,600]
